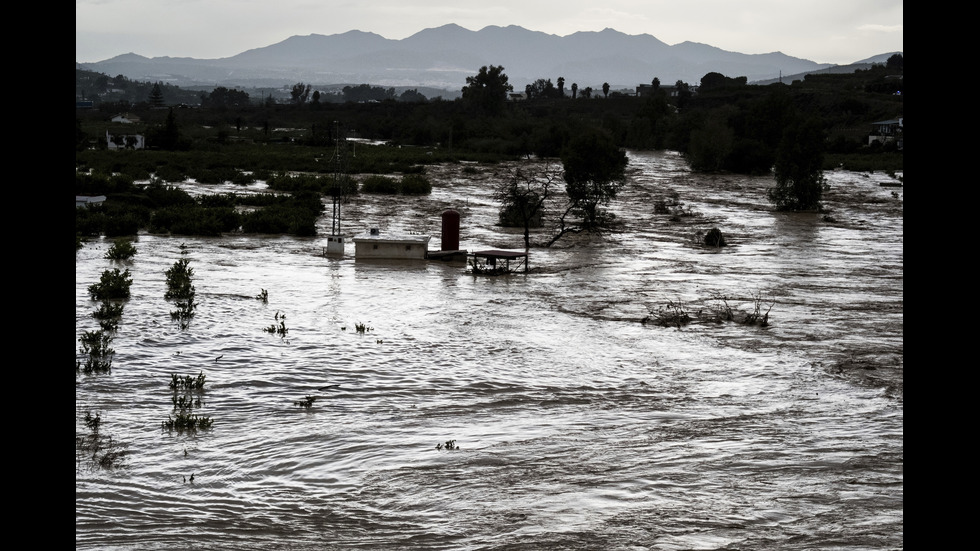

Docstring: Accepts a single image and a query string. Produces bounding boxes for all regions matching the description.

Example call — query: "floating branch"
[294,396,318,409]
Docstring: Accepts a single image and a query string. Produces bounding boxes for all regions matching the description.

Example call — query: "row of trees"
[79,55,902,226]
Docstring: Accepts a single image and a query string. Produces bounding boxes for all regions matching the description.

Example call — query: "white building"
[352,229,430,260]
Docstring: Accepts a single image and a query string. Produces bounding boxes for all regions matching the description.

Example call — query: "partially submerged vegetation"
[165,258,197,328]
[644,294,774,329]
[165,371,212,432]
[76,411,125,470]
[76,57,901,239]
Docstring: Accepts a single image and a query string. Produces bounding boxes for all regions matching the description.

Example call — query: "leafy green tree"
[399,89,428,102]
[494,163,562,249]
[602,82,610,98]
[148,108,183,150]
[526,78,559,100]
[547,129,628,246]
[886,53,903,70]
[571,82,578,99]
[674,80,692,108]
[342,84,395,103]
[699,72,727,92]
[699,72,747,92]
[767,118,826,211]
[461,65,513,114]
[687,108,735,172]
[557,77,565,97]
[148,83,165,107]
[76,118,89,151]
[201,86,251,108]
[291,82,311,105]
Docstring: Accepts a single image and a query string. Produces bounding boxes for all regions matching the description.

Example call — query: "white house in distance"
[110,113,141,124]
[76,195,107,208]
[868,118,903,149]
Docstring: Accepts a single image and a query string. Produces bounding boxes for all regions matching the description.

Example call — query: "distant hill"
[750,53,903,85]
[75,24,895,93]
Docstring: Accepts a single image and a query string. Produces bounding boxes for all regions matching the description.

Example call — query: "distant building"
[869,118,903,149]
[76,195,106,208]
[111,113,141,124]
[352,228,430,260]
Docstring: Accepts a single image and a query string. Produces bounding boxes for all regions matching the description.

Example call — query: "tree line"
[77,54,902,239]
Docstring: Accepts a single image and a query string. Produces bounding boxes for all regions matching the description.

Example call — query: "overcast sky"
[76,0,902,66]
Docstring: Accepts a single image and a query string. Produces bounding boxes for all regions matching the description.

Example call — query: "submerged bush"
[105,238,138,260]
[88,269,133,301]
[359,173,432,195]
[400,173,432,195]
[165,259,195,300]
[361,175,400,194]
[78,329,114,373]
[703,227,726,247]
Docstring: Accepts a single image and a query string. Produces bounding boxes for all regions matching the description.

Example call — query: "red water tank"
[441,209,460,251]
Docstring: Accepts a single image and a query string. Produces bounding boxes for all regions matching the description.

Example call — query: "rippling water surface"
[76,151,903,550]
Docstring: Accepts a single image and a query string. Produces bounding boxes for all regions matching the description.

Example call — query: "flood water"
[76,150,903,550]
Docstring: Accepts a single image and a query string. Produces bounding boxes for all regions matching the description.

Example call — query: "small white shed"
[352,229,430,260]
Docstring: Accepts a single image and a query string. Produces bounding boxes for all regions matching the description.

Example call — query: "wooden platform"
[468,249,528,274]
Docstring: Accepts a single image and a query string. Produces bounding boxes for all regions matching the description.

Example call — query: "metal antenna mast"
[324,121,350,256]
[331,121,353,234]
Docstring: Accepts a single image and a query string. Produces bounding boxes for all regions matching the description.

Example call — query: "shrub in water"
[105,238,138,260]
[400,173,432,195]
[88,269,133,301]
[78,329,114,373]
[704,227,726,247]
[165,259,195,300]
[361,175,401,194]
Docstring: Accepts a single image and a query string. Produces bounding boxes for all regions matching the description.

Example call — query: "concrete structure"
[324,234,347,256]
[352,228,430,260]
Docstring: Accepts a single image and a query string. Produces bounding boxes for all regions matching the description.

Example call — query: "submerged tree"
[494,163,563,250]
[767,118,826,211]
[547,129,629,247]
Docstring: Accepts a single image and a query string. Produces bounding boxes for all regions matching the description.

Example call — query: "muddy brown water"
[76,150,902,550]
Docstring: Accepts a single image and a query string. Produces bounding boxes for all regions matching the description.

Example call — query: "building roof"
[352,231,431,245]
[470,249,528,259]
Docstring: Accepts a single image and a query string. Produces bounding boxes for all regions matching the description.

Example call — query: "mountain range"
[76,24,900,93]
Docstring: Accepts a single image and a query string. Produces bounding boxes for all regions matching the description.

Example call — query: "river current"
[76,150,903,550]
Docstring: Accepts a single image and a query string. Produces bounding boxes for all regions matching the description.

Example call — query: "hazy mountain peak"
[80,24,878,91]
